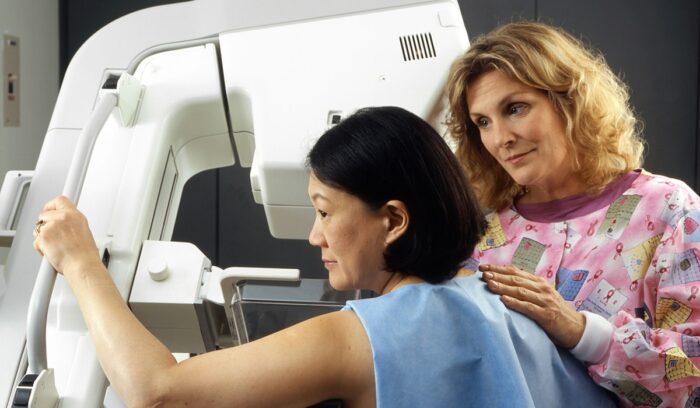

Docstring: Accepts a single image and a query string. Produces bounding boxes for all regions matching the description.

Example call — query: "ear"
[382,200,409,245]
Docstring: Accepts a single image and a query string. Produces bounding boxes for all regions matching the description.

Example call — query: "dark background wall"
[60,0,700,277]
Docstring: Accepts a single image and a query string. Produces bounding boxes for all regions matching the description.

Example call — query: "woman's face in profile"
[307,173,390,292]
[466,70,575,192]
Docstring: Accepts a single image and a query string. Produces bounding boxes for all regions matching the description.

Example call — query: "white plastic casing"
[220,1,469,239]
[130,241,211,354]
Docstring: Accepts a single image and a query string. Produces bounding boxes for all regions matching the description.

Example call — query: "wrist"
[563,311,586,349]
[63,255,108,283]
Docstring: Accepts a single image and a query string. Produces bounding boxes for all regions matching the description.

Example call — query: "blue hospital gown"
[344,274,617,407]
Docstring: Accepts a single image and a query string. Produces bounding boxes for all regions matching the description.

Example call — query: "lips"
[505,149,535,163]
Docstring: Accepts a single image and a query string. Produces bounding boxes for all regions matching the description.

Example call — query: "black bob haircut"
[307,106,486,283]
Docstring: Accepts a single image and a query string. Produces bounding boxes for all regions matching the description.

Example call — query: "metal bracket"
[11,369,59,408]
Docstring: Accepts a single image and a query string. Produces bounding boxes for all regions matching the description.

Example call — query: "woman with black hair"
[33,106,614,407]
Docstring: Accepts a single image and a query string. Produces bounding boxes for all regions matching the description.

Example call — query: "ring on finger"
[34,219,46,235]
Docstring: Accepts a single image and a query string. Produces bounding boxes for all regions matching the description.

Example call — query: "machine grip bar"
[26,92,118,374]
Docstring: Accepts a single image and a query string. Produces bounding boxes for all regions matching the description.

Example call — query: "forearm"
[64,259,176,407]
[587,310,700,406]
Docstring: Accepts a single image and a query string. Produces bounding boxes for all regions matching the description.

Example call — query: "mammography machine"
[0,1,469,406]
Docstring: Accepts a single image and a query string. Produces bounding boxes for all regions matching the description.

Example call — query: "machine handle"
[26,92,118,374]
[0,171,34,247]
[202,266,300,306]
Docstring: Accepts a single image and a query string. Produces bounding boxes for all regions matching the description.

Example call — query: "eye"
[474,117,490,129]
[507,103,528,116]
[317,209,328,219]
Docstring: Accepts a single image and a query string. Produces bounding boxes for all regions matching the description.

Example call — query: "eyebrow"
[310,192,329,202]
[469,90,531,118]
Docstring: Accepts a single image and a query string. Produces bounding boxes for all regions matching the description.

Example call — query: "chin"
[509,172,537,187]
[328,274,350,291]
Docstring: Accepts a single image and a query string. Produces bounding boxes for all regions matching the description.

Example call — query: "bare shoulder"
[285,310,375,401]
[161,310,375,407]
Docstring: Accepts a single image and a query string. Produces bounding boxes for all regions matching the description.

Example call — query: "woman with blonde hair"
[447,21,700,406]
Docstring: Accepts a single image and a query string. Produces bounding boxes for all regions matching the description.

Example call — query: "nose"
[491,120,516,148]
[308,217,326,247]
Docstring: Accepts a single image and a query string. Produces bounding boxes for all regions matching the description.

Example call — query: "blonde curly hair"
[446,21,644,210]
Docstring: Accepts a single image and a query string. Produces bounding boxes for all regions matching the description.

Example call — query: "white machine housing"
[229,4,467,237]
[0,1,469,407]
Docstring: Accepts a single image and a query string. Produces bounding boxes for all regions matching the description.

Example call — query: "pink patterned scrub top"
[466,170,700,407]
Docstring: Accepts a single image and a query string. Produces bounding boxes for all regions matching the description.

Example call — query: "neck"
[379,273,423,295]
[519,177,587,204]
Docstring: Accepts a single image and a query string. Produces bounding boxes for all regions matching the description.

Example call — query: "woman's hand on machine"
[479,264,586,349]
[33,195,101,277]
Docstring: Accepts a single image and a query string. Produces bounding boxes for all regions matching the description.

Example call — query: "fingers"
[483,269,543,289]
[41,196,60,212]
[480,263,537,279]
[480,264,546,297]
[478,263,586,348]
[500,293,584,348]
[32,217,52,258]
[41,195,75,212]
[32,196,93,273]
[485,278,547,307]
[499,294,545,320]
[32,219,45,239]
[479,263,513,273]
[37,196,83,227]
[33,236,44,257]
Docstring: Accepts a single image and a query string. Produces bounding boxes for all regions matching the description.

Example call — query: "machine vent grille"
[399,33,436,61]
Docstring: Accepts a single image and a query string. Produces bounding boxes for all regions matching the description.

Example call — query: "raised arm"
[33,196,374,407]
